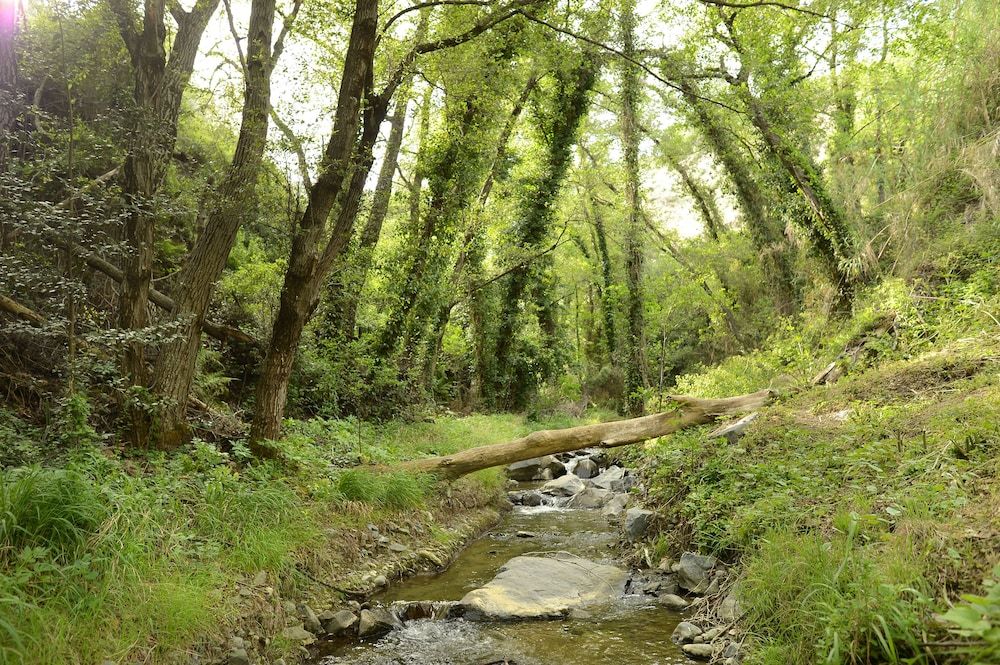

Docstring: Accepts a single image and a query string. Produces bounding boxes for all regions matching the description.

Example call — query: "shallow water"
[313,502,688,665]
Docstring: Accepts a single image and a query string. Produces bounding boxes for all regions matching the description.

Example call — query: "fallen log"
[402,389,775,480]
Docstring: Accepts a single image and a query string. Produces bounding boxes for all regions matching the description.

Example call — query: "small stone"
[657,594,689,610]
[676,552,718,594]
[696,626,724,643]
[515,531,536,538]
[252,570,267,587]
[282,600,296,614]
[373,575,388,587]
[281,624,315,644]
[722,642,741,658]
[682,643,715,660]
[388,542,408,553]
[417,549,445,567]
[227,636,246,650]
[718,593,744,622]
[704,579,721,596]
[671,621,703,644]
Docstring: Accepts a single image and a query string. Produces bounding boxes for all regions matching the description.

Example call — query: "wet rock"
[622,508,655,542]
[718,592,743,622]
[458,554,628,620]
[391,600,457,621]
[573,458,599,479]
[601,493,628,519]
[671,621,703,644]
[281,624,315,644]
[676,552,717,594]
[564,487,614,509]
[357,608,401,638]
[682,643,716,660]
[417,549,445,568]
[507,490,544,507]
[656,594,690,610]
[388,542,408,553]
[297,603,321,634]
[540,473,587,497]
[515,531,536,538]
[506,456,565,481]
[591,466,627,492]
[372,575,388,588]
[322,609,358,636]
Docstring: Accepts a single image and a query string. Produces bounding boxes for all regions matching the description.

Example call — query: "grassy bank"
[0,411,599,665]
[632,242,1000,664]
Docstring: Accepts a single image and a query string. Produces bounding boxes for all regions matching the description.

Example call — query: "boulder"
[540,473,587,497]
[357,608,401,638]
[591,466,627,492]
[682,643,716,660]
[601,493,628,519]
[671,621,703,644]
[321,609,358,636]
[564,487,614,509]
[506,456,565,481]
[458,554,628,620]
[676,552,717,594]
[573,458,599,479]
[656,594,689,610]
[622,508,655,542]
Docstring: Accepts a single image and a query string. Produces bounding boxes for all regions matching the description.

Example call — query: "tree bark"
[0,0,18,169]
[402,388,775,479]
[107,0,220,445]
[663,151,723,241]
[151,0,284,449]
[619,0,647,416]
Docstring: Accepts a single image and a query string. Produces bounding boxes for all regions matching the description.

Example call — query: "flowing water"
[313,500,689,665]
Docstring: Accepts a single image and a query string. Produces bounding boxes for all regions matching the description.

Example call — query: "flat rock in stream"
[564,487,614,509]
[458,554,628,620]
[540,473,587,497]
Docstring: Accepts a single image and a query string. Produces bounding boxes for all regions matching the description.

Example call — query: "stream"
[312,469,690,665]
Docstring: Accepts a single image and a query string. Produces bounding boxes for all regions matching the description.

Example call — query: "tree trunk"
[332,10,428,342]
[108,0,220,445]
[619,0,647,417]
[678,80,797,315]
[250,0,379,445]
[492,57,597,405]
[151,0,280,449]
[0,0,18,170]
[663,152,723,241]
[402,389,775,479]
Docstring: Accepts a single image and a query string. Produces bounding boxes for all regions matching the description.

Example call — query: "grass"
[0,410,590,665]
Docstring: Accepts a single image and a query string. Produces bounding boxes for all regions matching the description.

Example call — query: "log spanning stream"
[312,457,691,664]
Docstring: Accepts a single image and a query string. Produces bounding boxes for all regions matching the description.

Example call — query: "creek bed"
[313,501,689,664]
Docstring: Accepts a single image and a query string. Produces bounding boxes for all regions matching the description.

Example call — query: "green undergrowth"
[637,242,1000,664]
[0,411,591,664]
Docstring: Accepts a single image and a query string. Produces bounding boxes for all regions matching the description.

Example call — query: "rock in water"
[656,593,689,610]
[357,608,401,638]
[573,458,599,479]
[322,609,358,636]
[540,473,587,497]
[676,552,717,594]
[671,621,703,644]
[458,554,628,620]
[281,624,315,644]
[622,508,655,541]
[564,487,614,509]
[682,643,716,660]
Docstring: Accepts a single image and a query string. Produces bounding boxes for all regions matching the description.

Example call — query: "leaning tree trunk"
[402,389,775,479]
[151,0,281,449]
